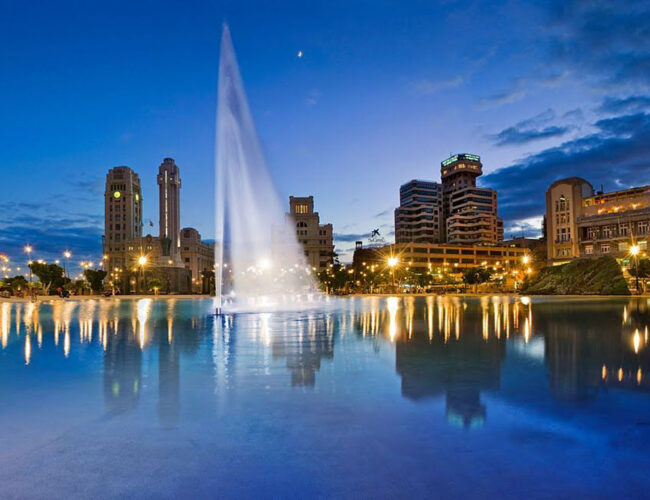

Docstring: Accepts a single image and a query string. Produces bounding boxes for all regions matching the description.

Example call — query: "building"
[180,227,215,292]
[103,166,143,271]
[394,180,443,243]
[286,196,334,272]
[157,158,182,266]
[394,154,503,246]
[353,241,527,273]
[441,154,503,244]
[546,178,650,264]
[103,158,212,293]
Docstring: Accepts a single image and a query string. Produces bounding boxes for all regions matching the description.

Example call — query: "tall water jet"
[215,25,320,312]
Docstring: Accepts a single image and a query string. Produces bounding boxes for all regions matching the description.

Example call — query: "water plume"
[215,25,320,312]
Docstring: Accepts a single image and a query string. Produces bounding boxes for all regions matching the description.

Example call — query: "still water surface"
[0,296,649,498]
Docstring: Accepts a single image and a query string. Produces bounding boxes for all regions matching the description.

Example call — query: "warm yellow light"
[522,255,530,265]
[24,245,32,254]
[387,256,399,268]
[630,244,640,256]
[138,256,147,266]
[63,250,72,259]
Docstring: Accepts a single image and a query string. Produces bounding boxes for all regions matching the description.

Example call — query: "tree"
[29,262,67,295]
[462,267,493,292]
[628,258,650,292]
[65,279,88,295]
[148,278,163,295]
[83,269,108,293]
[3,276,29,295]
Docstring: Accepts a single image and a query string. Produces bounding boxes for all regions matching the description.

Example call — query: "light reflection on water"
[0,296,649,497]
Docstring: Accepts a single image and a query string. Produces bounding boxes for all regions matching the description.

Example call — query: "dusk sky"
[2,0,650,268]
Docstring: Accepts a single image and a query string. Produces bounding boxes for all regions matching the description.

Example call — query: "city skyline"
[2,1,650,265]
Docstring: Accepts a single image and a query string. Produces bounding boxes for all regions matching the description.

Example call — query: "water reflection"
[0,296,649,430]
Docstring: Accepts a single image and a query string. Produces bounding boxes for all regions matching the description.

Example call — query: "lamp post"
[138,256,147,294]
[24,245,33,282]
[387,256,399,290]
[630,244,640,293]
[63,250,71,278]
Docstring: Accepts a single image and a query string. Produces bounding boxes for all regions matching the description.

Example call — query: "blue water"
[0,296,649,498]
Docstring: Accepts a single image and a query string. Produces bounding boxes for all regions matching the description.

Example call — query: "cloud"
[483,112,650,223]
[491,125,569,147]
[305,89,321,106]
[411,76,464,95]
[597,96,650,114]
[545,0,650,88]
[334,232,371,243]
[480,85,528,107]
[411,46,495,97]
[374,208,393,218]
[488,109,570,146]
[0,201,103,270]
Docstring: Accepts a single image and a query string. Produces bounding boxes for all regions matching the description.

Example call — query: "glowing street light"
[24,245,33,282]
[522,255,530,265]
[630,244,641,293]
[63,250,72,278]
[387,256,399,268]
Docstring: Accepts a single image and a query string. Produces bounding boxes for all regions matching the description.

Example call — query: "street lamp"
[138,256,147,294]
[387,256,399,289]
[63,250,71,278]
[24,245,33,282]
[630,244,640,293]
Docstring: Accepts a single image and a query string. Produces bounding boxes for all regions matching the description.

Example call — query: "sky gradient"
[2,0,650,270]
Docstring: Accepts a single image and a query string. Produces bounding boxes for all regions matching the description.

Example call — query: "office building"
[546,178,650,264]
[394,180,443,243]
[286,196,334,272]
[394,154,503,246]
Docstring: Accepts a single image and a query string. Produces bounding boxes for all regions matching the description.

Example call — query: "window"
[296,221,307,228]
[602,226,612,238]
[638,221,649,235]
[295,204,309,214]
[585,245,593,255]
[601,244,610,254]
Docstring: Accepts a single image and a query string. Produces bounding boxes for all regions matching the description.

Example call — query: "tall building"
[441,154,502,245]
[394,154,502,246]
[546,178,650,264]
[287,196,334,272]
[157,158,182,265]
[102,159,212,294]
[104,167,143,270]
[394,180,443,243]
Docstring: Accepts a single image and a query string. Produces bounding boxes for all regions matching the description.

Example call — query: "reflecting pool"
[0,296,649,498]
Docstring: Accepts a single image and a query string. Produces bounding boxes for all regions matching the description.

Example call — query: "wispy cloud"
[488,109,570,146]
[411,76,464,95]
[597,95,650,114]
[483,111,650,222]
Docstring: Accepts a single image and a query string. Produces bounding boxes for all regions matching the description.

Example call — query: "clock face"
[113,191,121,199]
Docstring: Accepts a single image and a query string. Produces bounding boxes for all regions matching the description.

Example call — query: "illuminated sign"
[441,153,481,167]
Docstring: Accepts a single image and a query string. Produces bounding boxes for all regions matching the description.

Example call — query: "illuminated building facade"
[286,196,334,272]
[394,180,443,243]
[157,158,182,266]
[180,227,215,292]
[441,154,503,245]
[103,159,212,293]
[394,154,503,246]
[103,166,143,271]
[546,178,650,264]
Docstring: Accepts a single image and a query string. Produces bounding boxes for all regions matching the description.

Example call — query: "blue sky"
[2,0,650,269]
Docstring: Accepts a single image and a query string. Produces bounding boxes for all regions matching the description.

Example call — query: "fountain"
[215,25,321,313]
